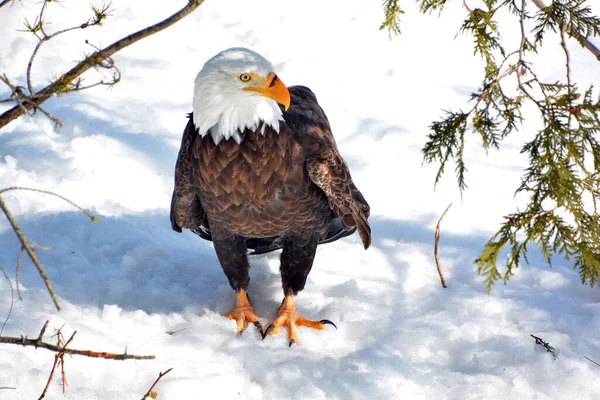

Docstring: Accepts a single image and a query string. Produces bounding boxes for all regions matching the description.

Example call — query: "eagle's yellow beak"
[243,72,291,111]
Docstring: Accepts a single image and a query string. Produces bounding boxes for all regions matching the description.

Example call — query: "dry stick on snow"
[141,368,174,400]
[434,203,452,288]
[0,0,206,129]
[0,321,155,360]
[0,186,99,311]
[584,356,600,368]
[530,0,600,61]
[38,327,76,399]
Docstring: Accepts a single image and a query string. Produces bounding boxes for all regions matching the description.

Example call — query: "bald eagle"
[170,48,371,346]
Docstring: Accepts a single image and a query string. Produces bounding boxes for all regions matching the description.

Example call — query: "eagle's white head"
[192,47,291,144]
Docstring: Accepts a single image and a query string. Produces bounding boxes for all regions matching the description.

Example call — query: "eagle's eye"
[239,74,251,82]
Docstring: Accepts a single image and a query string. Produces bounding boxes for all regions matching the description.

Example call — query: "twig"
[58,330,76,394]
[15,246,24,301]
[0,187,99,221]
[38,327,71,399]
[530,0,600,61]
[0,0,16,9]
[584,356,600,367]
[434,203,452,288]
[0,264,14,336]
[0,186,99,310]
[0,195,61,310]
[0,0,206,129]
[141,368,174,400]
[38,347,59,399]
[0,321,155,360]
[531,334,557,359]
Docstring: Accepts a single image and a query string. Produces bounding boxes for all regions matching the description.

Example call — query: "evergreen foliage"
[383,1,600,290]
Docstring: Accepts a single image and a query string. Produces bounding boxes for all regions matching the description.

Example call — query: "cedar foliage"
[382,0,600,291]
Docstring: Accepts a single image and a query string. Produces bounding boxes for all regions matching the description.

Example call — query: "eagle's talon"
[320,319,337,330]
[262,323,275,340]
[264,295,334,345]
[253,321,263,335]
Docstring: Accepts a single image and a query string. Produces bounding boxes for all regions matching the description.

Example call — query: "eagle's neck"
[192,84,284,145]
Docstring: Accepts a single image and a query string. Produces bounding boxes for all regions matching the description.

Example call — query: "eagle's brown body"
[170,86,370,296]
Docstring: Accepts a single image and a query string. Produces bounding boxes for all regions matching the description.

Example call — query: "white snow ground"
[1,0,600,399]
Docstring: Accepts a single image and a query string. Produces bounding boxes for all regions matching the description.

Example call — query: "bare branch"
[141,368,174,400]
[434,203,452,288]
[0,264,14,336]
[0,187,99,310]
[0,321,155,360]
[0,195,61,310]
[15,247,24,301]
[38,327,75,399]
[0,187,99,222]
[0,0,206,129]
[584,356,600,367]
[0,0,17,9]
[0,75,39,119]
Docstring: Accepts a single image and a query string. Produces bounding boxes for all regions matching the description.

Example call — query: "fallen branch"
[0,186,99,311]
[531,334,557,360]
[434,203,452,288]
[39,327,75,399]
[141,368,174,400]
[0,321,155,360]
[584,356,600,367]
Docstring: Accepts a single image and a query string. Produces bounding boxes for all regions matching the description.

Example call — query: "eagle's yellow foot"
[225,290,263,335]
[262,295,337,347]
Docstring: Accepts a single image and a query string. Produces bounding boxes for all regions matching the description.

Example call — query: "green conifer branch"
[380,0,404,37]
[417,0,600,289]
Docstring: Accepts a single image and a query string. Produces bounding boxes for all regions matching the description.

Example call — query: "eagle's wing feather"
[287,86,371,249]
[170,115,211,240]
[306,151,371,249]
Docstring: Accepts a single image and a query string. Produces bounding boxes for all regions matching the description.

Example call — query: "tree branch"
[141,368,174,400]
[0,321,155,360]
[530,0,600,61]
[0,0,16,9]
[0,0,205,129]
[38,327,75,399]
[0,195,61,310]
[0,264,14,336]
[0,187,99,310]
[434,203,451,288]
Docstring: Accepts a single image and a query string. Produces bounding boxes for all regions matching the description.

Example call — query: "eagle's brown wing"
[170,115,211,240]
[306,151,371,249]
[287,86,371,249]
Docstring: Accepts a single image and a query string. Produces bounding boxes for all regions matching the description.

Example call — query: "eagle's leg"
[263,234,337,346]
[213,233,262,335]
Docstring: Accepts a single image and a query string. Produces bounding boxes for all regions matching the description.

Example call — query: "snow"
[1,0,600,399]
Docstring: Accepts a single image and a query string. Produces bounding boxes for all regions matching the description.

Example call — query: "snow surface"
[1,0,600,399]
